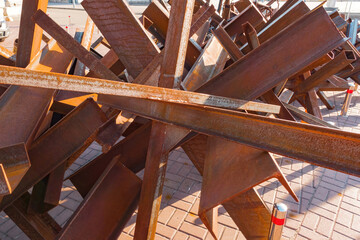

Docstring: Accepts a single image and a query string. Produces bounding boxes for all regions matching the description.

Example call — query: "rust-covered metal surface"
[0,0,359,239]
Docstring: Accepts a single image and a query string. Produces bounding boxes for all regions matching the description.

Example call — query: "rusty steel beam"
[0,85,7,97]
[222,189,271,239]
[98,96,360,177]
[133,121,170,239]
[95,110,136,152]
[135,0,195,238]
[0,144,29,196]
[33,110,53,140]
[142,1,170,39]
[98,4,216,88]
[182,35,228,91]
[58,158,141,240]
[198,7,346,100]
[0,65,281,114]
[295,51,356,94]
[55,16,96,107]
[261,91,296,121]
[338,55,360,81]
[257,0,309,43]
[87,45,157,150]
[240,0,310,54]
[199,137,296,239]
[70,122,152,198]
[235,21,296,121]
[56,51,124,107]
[211,21,294,121]
[142,0,203,68]
[283,102,338,129]
[74,16,95,76]
[318,79,350,91]
[195,19,297,237]
[265,0,300,26]
[211,25,244,60]
[0,98,107,211]
[222,0,231,20]
[4,192,61,240]
[33,10,119,81]
[303,87,322,119]
[317,90,335,110]
[86,49,125,79]
[69,121,188,198]
[234,0,251,13]
[181,135,272,239]
[16,0,48,67]
[0,45,15,66]
[224,2,266,37]
[0,38,73,154]
[158,0,195,88]
[330,11,347,31]
[82,0,160,78]
[27,163,66,214]
[289,53,334,81]
[242,22,260,51]
[192,19,209,46]
[189,4,216,37]
[54,16,97,111]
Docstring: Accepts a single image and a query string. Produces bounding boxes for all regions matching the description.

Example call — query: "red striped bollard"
[268,203,287,240]
[341,82,356,116]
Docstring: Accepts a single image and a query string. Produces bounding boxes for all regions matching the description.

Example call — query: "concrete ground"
[1,4,360,240]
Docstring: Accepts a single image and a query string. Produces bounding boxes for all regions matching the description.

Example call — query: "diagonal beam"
[32,10,119,81]
[0,144,29,196]
[0,39,73,150]
[198,7,346,100]
[295,50,355,94]
[82,0,160,78]
[69,122,152,198]
[224,2,266,37]
[181,134,272,239]
[198,22,296,238]
[222,189,271,238]
[0,98,107,211]
[58,158,141,239]
[16,0,48,67]
[4,192,61,239]
[0,45,15,66]
[0,39,73,200]
[189,3,216,37]
[283,102,338,129]
[182,35,228,91]
[74,16,95,76]
[241,0,310,54]
[199,136,295,239]
[235,21,295,121]
[142,1,207,68]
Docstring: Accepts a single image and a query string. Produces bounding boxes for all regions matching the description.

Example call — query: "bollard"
[341,82,356,116]
[268,203,287,240]
[13,38,18,54]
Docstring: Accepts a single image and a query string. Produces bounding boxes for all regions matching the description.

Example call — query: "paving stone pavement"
[1,90,360,240]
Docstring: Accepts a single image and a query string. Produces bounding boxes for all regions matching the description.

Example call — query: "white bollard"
[268,203,287,240]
